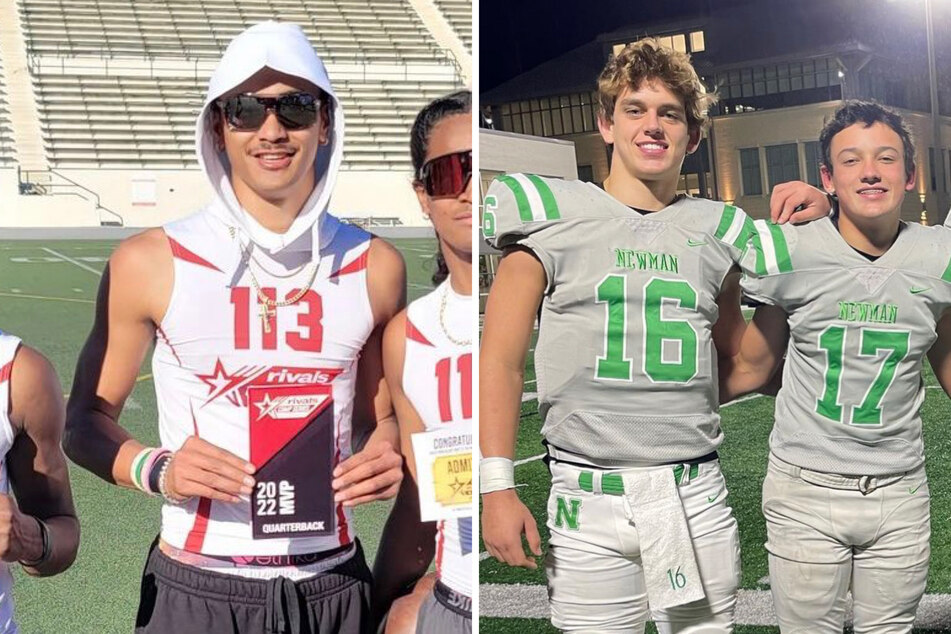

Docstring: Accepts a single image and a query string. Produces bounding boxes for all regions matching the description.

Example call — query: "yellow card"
[432,453,472,507]
[411,423,472,521]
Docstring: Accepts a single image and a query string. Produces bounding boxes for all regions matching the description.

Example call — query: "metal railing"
[17,166,124,226]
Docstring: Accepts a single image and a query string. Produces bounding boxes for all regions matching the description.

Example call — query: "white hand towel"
[622,468,705,610]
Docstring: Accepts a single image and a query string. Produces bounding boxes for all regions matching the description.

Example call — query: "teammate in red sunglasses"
[373,91,473,634]
[64,21,404,633]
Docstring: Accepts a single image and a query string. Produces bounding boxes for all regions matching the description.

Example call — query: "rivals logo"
[196,358,343,407]
[255,393,330,421]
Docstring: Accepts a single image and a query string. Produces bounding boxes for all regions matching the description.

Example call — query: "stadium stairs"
[0,0,471,228]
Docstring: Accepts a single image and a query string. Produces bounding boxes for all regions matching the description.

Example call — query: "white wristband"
[480,457,515,494]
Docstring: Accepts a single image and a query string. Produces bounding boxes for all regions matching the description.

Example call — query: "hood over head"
[196,21,344,254]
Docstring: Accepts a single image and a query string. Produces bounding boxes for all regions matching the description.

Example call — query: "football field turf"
[480,330,951,633]
[0,236,437,633]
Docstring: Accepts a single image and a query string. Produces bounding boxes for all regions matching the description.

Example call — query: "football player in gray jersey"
[480,39,829,633]
[722,101,951,633]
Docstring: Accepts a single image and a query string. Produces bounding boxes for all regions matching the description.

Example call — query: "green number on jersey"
[595,275,633,380]
[853,330,909,424]
[816,326,909,424]
[595,275,698,383]
[644,279,698,382]
[482,195,497,238]
[817,326,846,421]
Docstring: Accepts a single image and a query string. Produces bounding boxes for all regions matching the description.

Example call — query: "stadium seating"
[33,72,460,169]
[7,0,470,205]
[434,0,470,52]
[18,0,447,64]
[16,0,468,171]
[0,60,15,165]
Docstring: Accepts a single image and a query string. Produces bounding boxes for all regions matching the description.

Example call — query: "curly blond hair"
[598,38,717,133]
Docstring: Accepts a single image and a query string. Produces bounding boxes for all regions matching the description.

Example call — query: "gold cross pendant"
[260,304,276,334]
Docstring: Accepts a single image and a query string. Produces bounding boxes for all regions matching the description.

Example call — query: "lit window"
[613,43,625,56]
[690,31,705,52]
[658,36,673,50]
[673,34,687,53]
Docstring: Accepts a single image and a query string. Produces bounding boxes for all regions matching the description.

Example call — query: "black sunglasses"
[218,93,320,131]
[419,150,472,197]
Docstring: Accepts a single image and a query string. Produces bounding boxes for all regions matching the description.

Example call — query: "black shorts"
[135,540,372,634]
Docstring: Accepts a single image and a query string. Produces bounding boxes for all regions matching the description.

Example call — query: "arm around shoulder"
[718,304,789,403]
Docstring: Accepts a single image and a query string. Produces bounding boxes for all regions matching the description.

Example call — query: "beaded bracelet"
[130,447,171,495]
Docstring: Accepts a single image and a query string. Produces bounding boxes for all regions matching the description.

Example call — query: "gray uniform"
[741,217,951,476]
[485,174,750,633]
[486,174,752,466]
[739,217,951,634]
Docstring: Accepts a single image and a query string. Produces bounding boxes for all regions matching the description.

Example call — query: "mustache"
[251,142,296,154]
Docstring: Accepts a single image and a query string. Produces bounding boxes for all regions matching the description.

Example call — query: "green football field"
[480,329,951,633]
[0,236,437,633]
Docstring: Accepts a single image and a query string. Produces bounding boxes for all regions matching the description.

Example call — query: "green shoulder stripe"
[495,175,533,222]
[749,219,793,275]
[713,203,752,249]
[714,204,738,240]
[942,255,951,283]
[748,226,767,276]
[736,216,756,251]
[765,222,793,273]
[525,174,560,220]
[495,173,560,223]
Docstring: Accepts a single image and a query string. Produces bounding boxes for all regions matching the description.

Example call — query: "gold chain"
[230,226,319,333]
[438,283,471,346]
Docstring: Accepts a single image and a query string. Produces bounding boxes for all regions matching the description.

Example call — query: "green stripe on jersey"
[766,222,793,273]
[714,204,737,240]
[525,174,561,220]
[496,175,533,222]
[735,216,756,251]
[943,256,951,282]
[749,228,767,276]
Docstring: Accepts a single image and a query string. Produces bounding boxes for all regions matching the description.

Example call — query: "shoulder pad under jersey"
[903,223,951,283]
[677,198,756,251]
[482,174,611,249]
[741,217,799,277]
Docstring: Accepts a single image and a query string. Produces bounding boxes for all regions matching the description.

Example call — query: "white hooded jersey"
[0,333,19,632]
[402,279,472,597]
[154,22,375,557]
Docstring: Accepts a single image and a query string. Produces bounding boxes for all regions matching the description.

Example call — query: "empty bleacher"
[12,0,467,173]
[18,0,448,64]
[33,72,460,169]
[0,60,16,165]
[434,0,470,52]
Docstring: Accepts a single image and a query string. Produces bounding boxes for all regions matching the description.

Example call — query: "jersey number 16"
[595,275,699,383]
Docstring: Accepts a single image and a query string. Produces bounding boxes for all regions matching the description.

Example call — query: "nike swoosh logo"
[687,239,707,247]
[910,483,923,494]
[707,492,721,503]
[910,287,931,294]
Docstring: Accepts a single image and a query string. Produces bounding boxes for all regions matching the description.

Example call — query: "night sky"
[480,0,950,94]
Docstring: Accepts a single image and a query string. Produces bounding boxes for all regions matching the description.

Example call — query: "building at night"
[482,0,951,223]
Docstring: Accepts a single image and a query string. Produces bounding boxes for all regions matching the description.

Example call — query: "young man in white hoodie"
[64,22,404,633]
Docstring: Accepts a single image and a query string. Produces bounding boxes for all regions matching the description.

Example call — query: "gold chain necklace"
[438,283,471,346]
[230,226,319,334]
